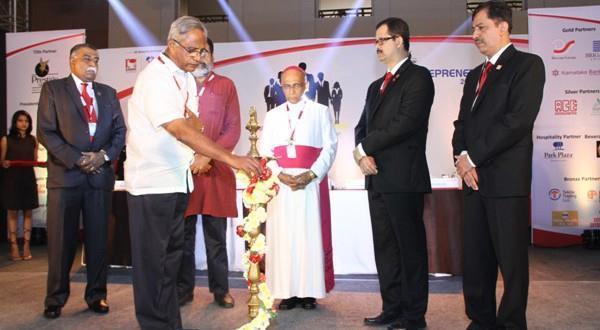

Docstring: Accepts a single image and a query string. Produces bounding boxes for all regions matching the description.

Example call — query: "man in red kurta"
[177,38,241,308]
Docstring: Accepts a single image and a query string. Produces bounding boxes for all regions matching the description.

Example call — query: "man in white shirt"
[260,66,338,311]
[125,16,260,329]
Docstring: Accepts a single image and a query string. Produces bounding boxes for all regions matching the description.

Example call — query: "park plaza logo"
[554,99,577,115]
[551,39,576,60]
[551,210,579,227]
[544,141,573,161]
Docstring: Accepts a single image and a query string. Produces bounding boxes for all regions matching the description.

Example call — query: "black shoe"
[467,321,495,330]
[88,299,110,314]
[178,292,194,306]
[214,293,234,308]
[388,317,427,330]
[364,311,398,326]
[300,297,317,310]
[43,306,61,319]
[278,296,300,310]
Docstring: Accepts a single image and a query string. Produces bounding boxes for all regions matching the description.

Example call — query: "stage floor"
[0,244,599,329]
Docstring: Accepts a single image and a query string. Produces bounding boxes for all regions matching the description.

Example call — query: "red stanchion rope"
[4,160,47,167]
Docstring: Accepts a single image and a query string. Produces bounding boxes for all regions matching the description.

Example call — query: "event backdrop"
[5,30,86,227]
[96,36,528,189]
[11,25,593,255]
[528,6,600,246]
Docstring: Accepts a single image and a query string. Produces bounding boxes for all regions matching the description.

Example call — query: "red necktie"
[379,72,393,94]
[81,83,97,142]
[475,62,493,96]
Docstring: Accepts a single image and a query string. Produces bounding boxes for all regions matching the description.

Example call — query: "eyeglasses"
[374,35,399,46]
[81,55,99,64]
[281,83,304,91]
[171,39,210,58]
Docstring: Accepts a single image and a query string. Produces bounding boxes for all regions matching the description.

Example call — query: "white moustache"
[86,67,97,74]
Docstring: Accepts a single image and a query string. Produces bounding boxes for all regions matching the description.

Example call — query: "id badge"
[89,122,97,137]
[286,144,297,159]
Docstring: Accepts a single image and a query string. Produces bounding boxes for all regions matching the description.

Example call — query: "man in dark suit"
[37,43,126,319]
[452,2,545,329]
[316,72,331,107]
[354,17,434,330]
[274,71,286,106]
[263,78,277,111]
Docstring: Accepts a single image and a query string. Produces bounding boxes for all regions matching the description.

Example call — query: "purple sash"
[273,145,335,292]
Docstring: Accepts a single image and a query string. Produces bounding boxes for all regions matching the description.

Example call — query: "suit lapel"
[472,45,516,112]
[64,76,88,123]
[369,60,411,121]
[93,82,108,144]
[93,82,105,122]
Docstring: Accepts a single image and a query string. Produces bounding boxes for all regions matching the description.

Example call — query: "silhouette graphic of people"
[316,72,331,108]
[331,81,343,124]
[264,78,277,111]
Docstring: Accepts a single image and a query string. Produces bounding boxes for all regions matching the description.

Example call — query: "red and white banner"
[97,36,528,190]
[529,6,600,246]
[5,30,86,227]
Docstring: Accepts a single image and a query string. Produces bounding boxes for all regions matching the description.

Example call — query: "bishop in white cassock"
[259,66,338,310]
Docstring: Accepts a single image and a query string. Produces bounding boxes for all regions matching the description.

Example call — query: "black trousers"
[463,193,529,329]
[128,193,188,330]
[177,214,229,297]
[367,190,429,322]
[45,183,110,307]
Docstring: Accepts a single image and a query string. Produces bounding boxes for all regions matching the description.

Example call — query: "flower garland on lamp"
[236,158,279,329]
[235,106,280,329]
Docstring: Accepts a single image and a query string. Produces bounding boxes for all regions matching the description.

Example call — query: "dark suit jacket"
[273,83,286,106]
[263,84,274,101]
[316,80,330,106]
[452,45,545,198]
[37,76,126,190]
[355,60,434,193]
[305,73,317,100]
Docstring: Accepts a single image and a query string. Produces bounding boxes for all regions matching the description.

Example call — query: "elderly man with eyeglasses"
[259,66,338,311]
[125,16,260,329]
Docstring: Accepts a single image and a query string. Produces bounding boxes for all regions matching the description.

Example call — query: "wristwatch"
[308,170,317,180]
[100,149,110,163]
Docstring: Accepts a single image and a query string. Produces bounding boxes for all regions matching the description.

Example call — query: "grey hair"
[167,16,207,42]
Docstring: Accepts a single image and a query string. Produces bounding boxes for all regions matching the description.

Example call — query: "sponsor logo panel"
[552,210,579,227]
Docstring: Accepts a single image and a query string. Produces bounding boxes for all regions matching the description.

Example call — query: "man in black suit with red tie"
[452,2,545,329]
[37,43,126,319]
[354,17,434,330]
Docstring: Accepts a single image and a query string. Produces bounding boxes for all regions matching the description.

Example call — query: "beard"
[192,62,213,78]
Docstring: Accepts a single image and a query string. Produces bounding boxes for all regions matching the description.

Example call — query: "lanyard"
[286,101,306,144]
[198,73,214,97]
[158,55,189,115]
